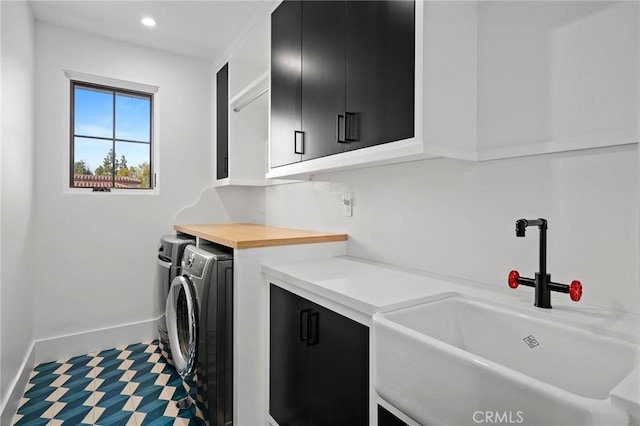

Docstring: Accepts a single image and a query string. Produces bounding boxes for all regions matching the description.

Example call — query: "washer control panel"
[184,252,207,278]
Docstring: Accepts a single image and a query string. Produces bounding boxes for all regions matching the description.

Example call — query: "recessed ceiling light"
[141,17,156,27]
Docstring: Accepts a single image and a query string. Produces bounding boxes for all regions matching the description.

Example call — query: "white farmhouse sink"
[373,293,639,426]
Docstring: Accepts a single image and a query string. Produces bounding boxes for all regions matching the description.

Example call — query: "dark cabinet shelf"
[269,284,369,426]
[270,0,415,169]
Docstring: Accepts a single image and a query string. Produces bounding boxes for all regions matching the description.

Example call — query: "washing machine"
[166,244,234,426]
[156,234,195,365]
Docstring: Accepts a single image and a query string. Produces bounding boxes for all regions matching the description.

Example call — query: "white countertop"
[262,255,640,343]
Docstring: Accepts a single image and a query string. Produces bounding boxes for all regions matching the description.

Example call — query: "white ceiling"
[29,0,274,62]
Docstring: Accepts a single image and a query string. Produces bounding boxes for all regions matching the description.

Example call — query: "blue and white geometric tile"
[11,340,202,425]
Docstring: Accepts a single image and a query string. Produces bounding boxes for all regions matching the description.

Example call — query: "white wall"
[476,1,637,158]
[265,144,640,314]
[32,23,254,348]
[0,0,35,407]
[174,185,265,225]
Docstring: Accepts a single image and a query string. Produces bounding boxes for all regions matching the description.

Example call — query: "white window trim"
[64,70,161,195]
[64,69,158,96]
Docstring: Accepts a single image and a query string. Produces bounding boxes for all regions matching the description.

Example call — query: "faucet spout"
[515,218,546,237]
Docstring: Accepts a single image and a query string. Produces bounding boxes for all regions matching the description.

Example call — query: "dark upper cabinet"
[216,63,229,179]
[301,0,346,162]
[270,0,415,168]
[345,1,415,151]
[269,284,369,426]
[270,0,302,168]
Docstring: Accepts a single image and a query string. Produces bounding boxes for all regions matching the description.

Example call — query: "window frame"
[69,79,155,190]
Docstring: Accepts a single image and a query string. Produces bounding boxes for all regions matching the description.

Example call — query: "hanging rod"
[233,87,269,112]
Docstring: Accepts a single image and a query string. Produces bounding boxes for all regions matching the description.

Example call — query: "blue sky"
[74,86,151,172]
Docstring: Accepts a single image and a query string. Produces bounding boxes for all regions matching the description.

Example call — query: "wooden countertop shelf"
[174,223,347,249]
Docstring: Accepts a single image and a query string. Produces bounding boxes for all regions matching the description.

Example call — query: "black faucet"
[508,218,582,308]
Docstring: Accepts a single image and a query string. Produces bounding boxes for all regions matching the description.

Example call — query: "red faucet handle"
[569,280,582,302]
[508,270,520,289]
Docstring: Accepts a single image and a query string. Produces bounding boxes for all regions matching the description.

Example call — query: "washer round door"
[166,275,198,377]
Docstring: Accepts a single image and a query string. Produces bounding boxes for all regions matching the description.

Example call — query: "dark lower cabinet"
[216,63,229,179]
[270,284,308,425]
[270,284,369,426]
[378,406,409,426]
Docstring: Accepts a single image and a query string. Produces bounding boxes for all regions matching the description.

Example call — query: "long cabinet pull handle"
[300,309,311,342]
[294,130,305,154]
[307,312,319,346]
[337,114,347,144]
[345,111,357,142]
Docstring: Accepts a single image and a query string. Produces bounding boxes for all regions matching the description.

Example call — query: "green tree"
[134,162,150,188]
[74,160,92,175]
[95,149,119,176]
[117,155,132,177]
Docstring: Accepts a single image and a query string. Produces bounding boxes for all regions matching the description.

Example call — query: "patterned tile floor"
[11,340,201,425]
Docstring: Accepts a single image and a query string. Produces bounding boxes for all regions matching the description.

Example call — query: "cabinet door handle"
[294,130,305,154]
[337,114,347,144]
[307,312,319,346]
[300,309,311,342]
[345,111,358,142]
[224,156,229,174]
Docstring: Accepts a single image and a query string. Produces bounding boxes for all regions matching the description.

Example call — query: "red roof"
[73,174,142,189]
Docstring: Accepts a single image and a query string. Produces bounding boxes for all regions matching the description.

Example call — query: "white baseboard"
[0,342,35,426]
[0,318,159,424]
[35,318,158,364]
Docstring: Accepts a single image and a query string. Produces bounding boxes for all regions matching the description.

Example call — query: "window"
[70,80,153,189]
